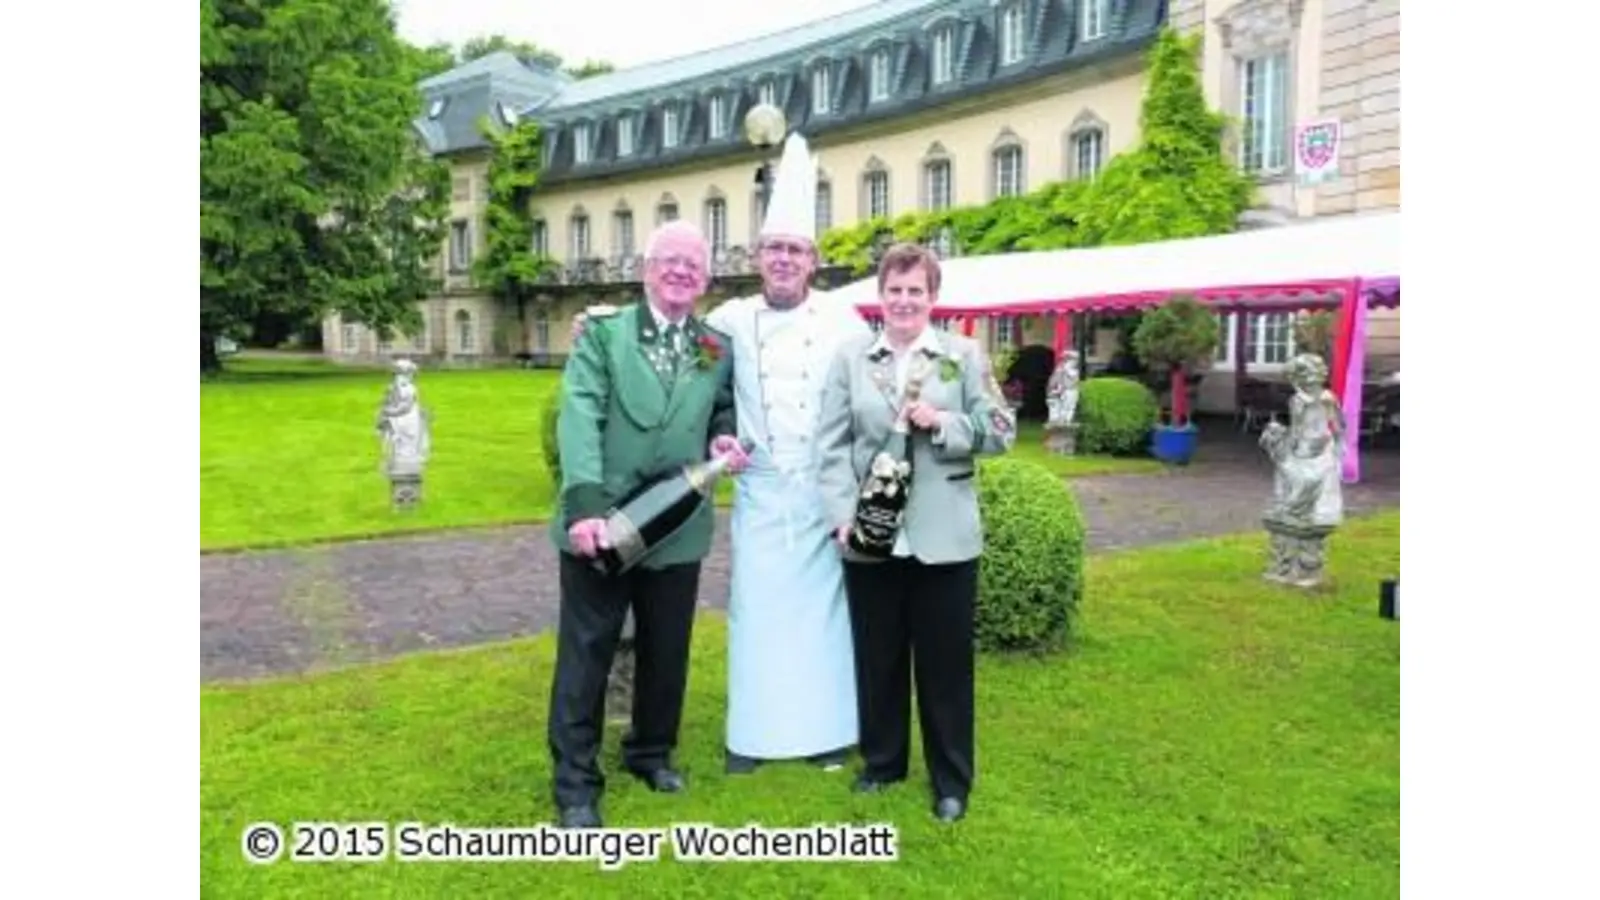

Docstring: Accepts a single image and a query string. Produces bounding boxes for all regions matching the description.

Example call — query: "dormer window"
[931,27,955,85]
[495,101,518,127]
[868,48,892,102]
[1081,0,1109,41]
[999,3,1026,66]
[617,117,635,157]
[811,65,832,114]
[662,105,680,149]
[427,97,447,119]
[708,94,727,139]
[758,79,777,107]
[573,122,592,164]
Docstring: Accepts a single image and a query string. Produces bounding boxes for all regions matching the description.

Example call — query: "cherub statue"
[1259,353,1345,586]
[376,359,430,503]
[1046,350,1081,427]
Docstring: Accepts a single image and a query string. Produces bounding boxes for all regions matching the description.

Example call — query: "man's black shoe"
[933,797,966,822]
[630,767,685,793]
[557,804,602,828]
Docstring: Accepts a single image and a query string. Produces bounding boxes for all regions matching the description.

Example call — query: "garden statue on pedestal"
[1044,350,1081,455]
[376,359,430,508]
[1259,353,1345,588]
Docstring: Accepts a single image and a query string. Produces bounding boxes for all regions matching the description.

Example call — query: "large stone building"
[325,0,1400,412]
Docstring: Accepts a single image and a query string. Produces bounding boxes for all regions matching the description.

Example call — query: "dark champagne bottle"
[848,376,921,558]
[592,439,754,576]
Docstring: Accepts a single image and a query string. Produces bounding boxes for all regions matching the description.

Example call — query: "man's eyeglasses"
[759,241,811,258]
[647,254,706,275]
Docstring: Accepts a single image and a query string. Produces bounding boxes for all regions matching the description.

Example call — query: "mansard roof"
[414,0,1165,167]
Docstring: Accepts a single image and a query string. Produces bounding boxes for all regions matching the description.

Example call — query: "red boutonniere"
[694,334,724,370]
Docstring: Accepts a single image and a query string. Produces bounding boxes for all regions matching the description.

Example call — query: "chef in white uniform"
[704,131,872,772]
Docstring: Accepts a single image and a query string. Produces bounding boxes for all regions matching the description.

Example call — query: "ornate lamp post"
[744,102,788,234]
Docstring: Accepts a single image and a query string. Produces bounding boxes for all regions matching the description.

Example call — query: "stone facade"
[1314,0,1399,215]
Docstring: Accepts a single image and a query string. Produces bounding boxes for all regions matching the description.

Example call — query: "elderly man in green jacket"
[546,220,748,829]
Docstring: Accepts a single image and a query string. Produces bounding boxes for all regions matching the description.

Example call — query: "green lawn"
[201,512,1400,897]
[201,359,1159,550]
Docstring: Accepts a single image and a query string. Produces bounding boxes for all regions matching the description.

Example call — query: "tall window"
[869,49,891,101]
[341,322,359,355]
[704,198,728,254]
[993,145,1024,197]
[573,123,592,164]
[1081,0,1109,41]
[815,180,833,232]
[758,80,777,107]
[531,220,548,256]
[662,105,680,149]
[708,95,727,139]
[999,4,1026,65]
[864,171,890,218]
[924,160,952,211]
[616,118,634,157]
[1240,53,1289,173]
[613,210,635,260]
[448,220,471,272]
[569,214,590,260]
[811,65,831,114]
[454,309,474,353]
[1072,129,1105,179]
[931,27,955,84]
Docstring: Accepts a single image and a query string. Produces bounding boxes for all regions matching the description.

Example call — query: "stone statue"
[1043,350,1081,455]
[376,359,430,507]
[1258,353,1345,587]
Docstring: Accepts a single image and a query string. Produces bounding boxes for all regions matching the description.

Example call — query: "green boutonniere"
[938,357,961,383]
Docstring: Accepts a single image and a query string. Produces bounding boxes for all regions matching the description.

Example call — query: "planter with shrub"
[1074,377,1161,456]
[1131,296,1220,465]
[975,456,1087,653]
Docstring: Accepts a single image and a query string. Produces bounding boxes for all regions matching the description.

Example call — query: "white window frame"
[758,80,777,107]
[994,145,1024,197]
[1072,128,1105,180]
[924,160,952,211]
[341,322,360,356]
[454,309,475,353]
[569,215,590,260]
[811,66,831,114]
[1239,52,1289,175]
[931,28,955,85]
[865,171,890,219]
[815,180,833,232]
[1212,312,1297,371]
[616,117,634,157]
[869,49,891,102]
[662,106,680,149]
[613,210,635,260]
[704,198,728,254]
[572,123,592,164]
[531,220,548,256]
[1081,0,1109,41]
[708,95,726,139]
[448,220,471,272]
[999,4,1026,65]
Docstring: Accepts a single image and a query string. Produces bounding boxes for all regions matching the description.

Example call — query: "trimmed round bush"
[540,390,562,485]
[975,456,1087,653]
[1076,376,1159,456]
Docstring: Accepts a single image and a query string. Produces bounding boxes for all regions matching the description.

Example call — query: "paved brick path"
[200,432,1399,683]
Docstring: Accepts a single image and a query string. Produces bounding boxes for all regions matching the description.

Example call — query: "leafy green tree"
[200,0,450,371]
[472,118,554,329]
[456,35,614,79]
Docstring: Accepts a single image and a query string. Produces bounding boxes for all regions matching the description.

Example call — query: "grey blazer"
[816,330,1017,565]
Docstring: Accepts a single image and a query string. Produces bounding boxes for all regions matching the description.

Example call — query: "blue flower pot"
[1150,423,1199,465]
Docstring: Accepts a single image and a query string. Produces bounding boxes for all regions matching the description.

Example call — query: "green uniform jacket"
[549,300,737,568]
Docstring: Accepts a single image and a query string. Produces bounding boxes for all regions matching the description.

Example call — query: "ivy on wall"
[472,117,553,305]
[819,29,1257,276]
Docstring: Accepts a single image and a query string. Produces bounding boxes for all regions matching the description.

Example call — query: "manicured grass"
[200,512,1400,897]
[201,360,1160,550]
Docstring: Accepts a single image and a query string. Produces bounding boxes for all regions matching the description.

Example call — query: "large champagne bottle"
[847,376,922,558]
[593,439,754,576]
